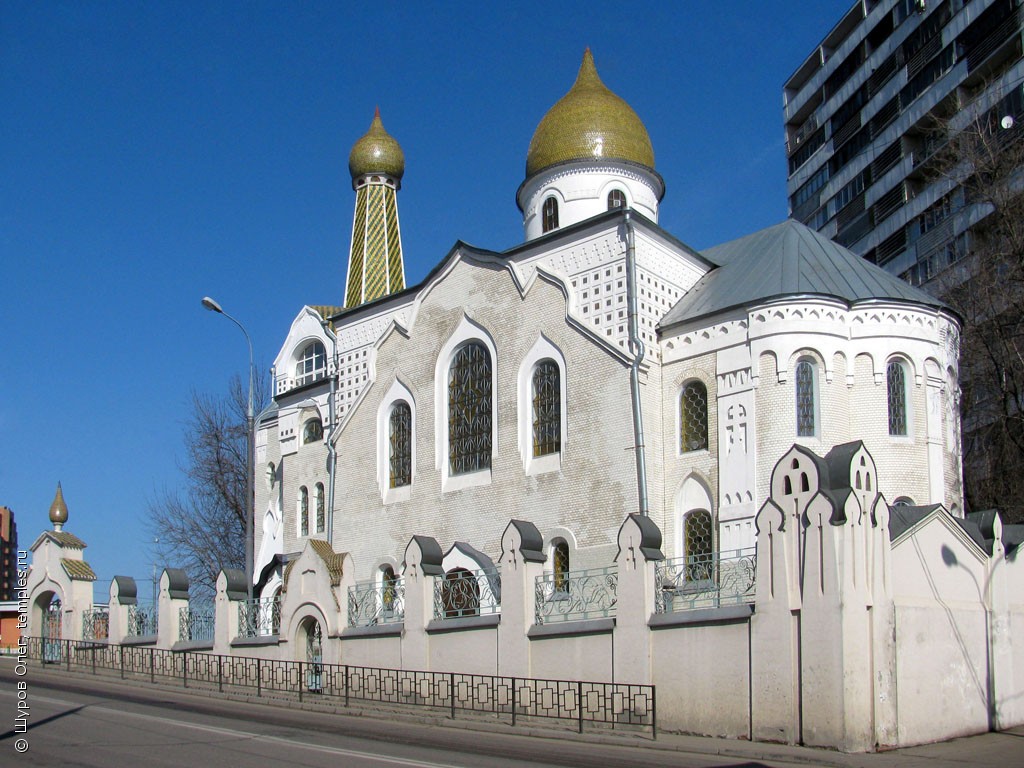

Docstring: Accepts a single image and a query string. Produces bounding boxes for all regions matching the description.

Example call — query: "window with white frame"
[795,358,818,437]
[448,342,492,475]
[607,189,626,210]
[684,509,714,580]
[542,197,559,233]
[303,418,323,444]
[552,539,569,593]
[680,381,708,452]
[298,486,309,537]
[389,401,412,488]
[532,360,560,457]
[314,482,325,533]
[887,360,908,436]
[295,341,326,387]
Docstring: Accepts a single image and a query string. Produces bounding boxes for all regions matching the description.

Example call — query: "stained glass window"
[315,483,325,533]
[887,361,908,436]
[607,189,626,210]
[796,359,816,437]
[680,381,708,452]
[389,401,412,487]
[448,342,492,475]
[542,197,559,233]
[295,342,326,386]
[552,539,570,593]
[382,565,397,613]
[532,360,561,457]
[303,418,323,444]
[684,510,714,581]
[299,486,309,537]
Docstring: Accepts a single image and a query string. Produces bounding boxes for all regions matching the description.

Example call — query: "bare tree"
[929,84,1024,522]
[150,374,269,594]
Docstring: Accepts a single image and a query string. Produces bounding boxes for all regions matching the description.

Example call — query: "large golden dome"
[348,108,405,182]
[525,49,654,179]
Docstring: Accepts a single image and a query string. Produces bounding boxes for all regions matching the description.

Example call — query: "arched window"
[298,486,309,537]
[303,418,323,444]
[607,189,626,210]
[295,341,326,386]
[314,483,325,533]
[684,510,714,581]
[542,197,559,233]
[887,360,908,436]
[893,496,914,507]
[448,342,492,475]
[680,381,709,452]
[532,360,561,457]
[381,565,398,614]
[441,568,479,618]
[795,358,817,437]
[552,539,570,593]
[389,401,412,488]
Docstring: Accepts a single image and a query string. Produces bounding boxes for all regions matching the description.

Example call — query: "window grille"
[542,197,559,232]
[448,342,492,475]
[684,510,714,581]
[796,360,816,436]
[295,342,326,386]
[299,486,309,537]
[532,360,561,457]
[887,361,908,435]
[552,540,569,593]
[680,381,708,452]
[315,483,325,533]
[607,189,626,210]
[389,401,412,487]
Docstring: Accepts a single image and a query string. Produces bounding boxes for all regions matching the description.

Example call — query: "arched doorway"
[303,617,322,692]
[41,593,63,663]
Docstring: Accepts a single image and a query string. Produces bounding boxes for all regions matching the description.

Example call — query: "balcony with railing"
[127,603,158,638]
[238,595,281,638]
[348,578,405,627]
[654,548,756,615]
[535,565,617,625]
[433,568,501,620]
[179,602,215,644]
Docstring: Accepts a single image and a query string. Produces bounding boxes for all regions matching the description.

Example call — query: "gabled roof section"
[661,219,949,329]
[888,504,943,542]
[31,530,87,551]
[61,558,96,582]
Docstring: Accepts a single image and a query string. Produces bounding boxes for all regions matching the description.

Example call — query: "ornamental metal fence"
[23,637,655,737]
[654,548,756,614]
[348,578,405,627]
[433,567,501,619]
[179,603,216,643]
[535,565,617,624]
[127,603,158,637]
[238,596,281,638]
[82,607,109,641]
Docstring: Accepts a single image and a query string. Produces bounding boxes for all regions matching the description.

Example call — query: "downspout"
[624,210,650,517]
[323,320,339,547]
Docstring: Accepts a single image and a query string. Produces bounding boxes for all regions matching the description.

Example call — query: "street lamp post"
[202,296,255,600]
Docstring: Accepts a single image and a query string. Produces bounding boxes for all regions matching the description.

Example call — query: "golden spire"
[49,481,68,531]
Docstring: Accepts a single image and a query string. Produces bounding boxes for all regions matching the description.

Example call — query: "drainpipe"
[323,320,339,547]
[624,210,650,517]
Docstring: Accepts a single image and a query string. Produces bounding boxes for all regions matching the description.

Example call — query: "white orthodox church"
[253,49,962,597]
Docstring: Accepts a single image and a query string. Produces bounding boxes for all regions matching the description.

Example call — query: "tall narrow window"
[607,189,626,210]
[315,483,325,533]
[296,341,326,386]
[299,486,309,537]
[680,381,708,452]
[532,360,561,457]
[887,360,908,436]
[542,197,559,233]
[381,565,398,614]
[389,401,412,487]
[795,359,817,437]
[448,342,492,475]
[684,510,714,581]
[552,539,570,593]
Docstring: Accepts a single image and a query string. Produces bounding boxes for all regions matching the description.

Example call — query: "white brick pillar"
[157,568,190,649]
[214,569,246,653]
[496,519,545,678]
[107,576,137,645]
[401,535,443,672]
[612,513,663,685]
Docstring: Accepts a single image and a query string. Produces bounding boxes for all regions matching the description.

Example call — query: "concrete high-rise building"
[0,505,17,601]
[784,0,1023,289]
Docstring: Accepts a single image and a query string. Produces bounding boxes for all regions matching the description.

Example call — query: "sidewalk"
[8,657,1023,767]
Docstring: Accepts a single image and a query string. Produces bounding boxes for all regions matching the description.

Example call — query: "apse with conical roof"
[517,49,664,240]
[344,108,406,308]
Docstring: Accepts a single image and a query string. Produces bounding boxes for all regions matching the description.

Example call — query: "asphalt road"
[0,665,788,768]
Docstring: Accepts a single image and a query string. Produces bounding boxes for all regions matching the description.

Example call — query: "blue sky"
[2,1,851,599]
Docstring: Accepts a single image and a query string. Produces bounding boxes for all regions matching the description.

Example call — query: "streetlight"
[202,295,255,600]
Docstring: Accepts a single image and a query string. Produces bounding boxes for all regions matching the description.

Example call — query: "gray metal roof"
[660,219,948,329]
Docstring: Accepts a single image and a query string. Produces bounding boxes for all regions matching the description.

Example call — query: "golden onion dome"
[525,49,654,179]
[49,481,68,527]
[348,107,405,182]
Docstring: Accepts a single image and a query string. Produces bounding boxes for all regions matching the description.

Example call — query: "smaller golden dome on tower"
[49,481,68,531]
[348,107,405,184]
[525,49,655,179]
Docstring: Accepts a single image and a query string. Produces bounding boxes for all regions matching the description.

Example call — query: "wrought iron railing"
[23,637,656,736]
[535,565,617,625]
[238,596,281,638]
[127,604,158,637]
[348,578,405,627]
[654,548,756,614]
[82,607,109,641]
[179,603,215,643]
[433,568,501,619]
